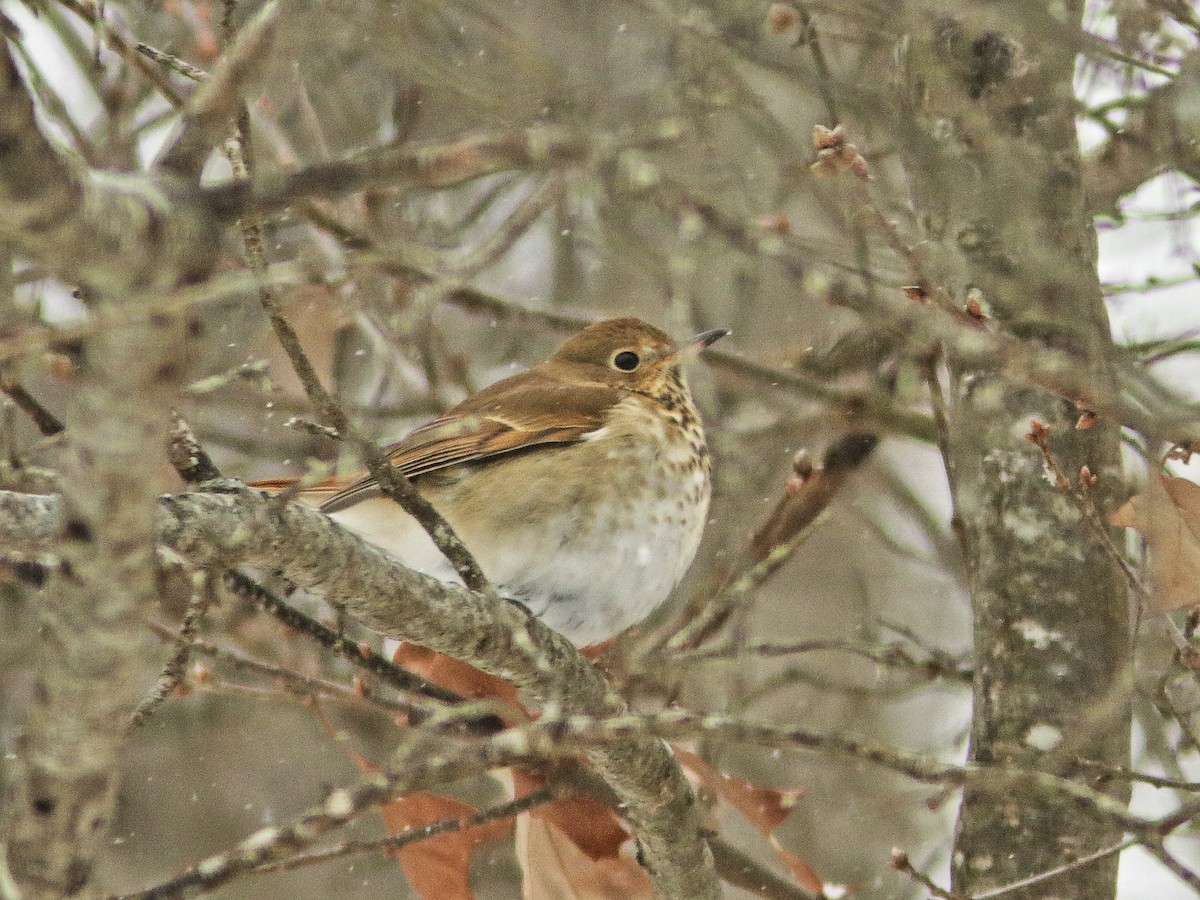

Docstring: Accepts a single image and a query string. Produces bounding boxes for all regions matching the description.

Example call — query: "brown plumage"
[251,316,726,645]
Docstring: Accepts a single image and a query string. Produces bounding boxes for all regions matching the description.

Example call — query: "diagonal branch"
[0,486,719,899]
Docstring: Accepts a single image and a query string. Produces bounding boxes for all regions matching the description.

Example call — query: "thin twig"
[972,838,1136,899]
[665,433,876,653]
[53,0,185,107]
[129,570,213,726]
[1027,420,1150,606]
[249,787,553,875]
[221,569,470,711]
[923,350,970,557]
[167,412,222,485]
[224,104,495,599]
[143,619,421,718]
[890,848,965,899]
[1067,756,1200,792]
[0,378,65,436]
[111,731,532,900]
[708,835,823,900]
[1141,840,1200,893]
[135,43,209,82]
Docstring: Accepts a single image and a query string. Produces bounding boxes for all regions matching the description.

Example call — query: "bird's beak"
[677,328,729,363]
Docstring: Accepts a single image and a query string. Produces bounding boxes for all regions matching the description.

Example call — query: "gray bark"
[896,5,1132,897]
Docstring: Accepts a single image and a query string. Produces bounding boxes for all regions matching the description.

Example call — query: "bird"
[252,317,726,646]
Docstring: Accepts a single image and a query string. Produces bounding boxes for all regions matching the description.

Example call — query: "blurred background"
[2,0,1199,896]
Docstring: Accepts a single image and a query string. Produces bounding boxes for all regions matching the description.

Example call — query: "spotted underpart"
[328,362,712,647]
[261,317,728,647]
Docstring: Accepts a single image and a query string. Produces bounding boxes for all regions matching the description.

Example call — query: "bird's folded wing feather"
[249,376,620,514]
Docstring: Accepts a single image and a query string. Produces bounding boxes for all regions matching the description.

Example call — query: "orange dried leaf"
[512,768,631,861]
[674,747,828,893]
[1111,474,1200,611]
[516,815,654,899]
[674,747,801,834]
[771,835,828,895]
[382,791,514,900]
[392,643,520,707]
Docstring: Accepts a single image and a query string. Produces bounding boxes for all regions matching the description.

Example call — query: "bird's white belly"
[328,418,709,646]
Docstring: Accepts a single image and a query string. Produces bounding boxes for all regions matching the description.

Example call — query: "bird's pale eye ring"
[612,350,640,371]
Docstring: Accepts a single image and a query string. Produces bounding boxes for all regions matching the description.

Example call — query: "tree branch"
[0,486,719,899]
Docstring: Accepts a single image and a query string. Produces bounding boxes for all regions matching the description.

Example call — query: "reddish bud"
[191,661,212,684]
[848,153,870,179]
[767,3,800,37]
[46,352,76,382]
[813,124,846,151]
[1075,410,1097,430]
[758,212,792,234]
[965,297,988,320]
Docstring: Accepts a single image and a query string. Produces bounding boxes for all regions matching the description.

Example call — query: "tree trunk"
[898,4,1132,897]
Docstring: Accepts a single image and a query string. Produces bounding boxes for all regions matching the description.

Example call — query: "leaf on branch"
[316,681,515,900]
[511,768,632,861]
[1111,473,1200,611]
[516,815,654,899]
[674,747,825,894]
[379,790,514,900]
[392,642,521,708]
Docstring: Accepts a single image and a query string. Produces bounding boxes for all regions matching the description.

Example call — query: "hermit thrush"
[254,317,726,646]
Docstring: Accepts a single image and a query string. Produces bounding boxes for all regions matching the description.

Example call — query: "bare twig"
[129,569,213,726]
[167,412,222,485]
[220,569,467,710]
[665,432,877,652]
[143,619,422,718]
[890,848,965,899]
[53,0,185,107]
[222,78,495,600]
[160,0,281,175]
[971,838,1136,899]
[1026,419,1150,606]
[249,787,553,876]
[0,377,65,436]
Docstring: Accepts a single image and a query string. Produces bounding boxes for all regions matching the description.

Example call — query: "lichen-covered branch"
[895,6,1132,897]
[0,485,718,899]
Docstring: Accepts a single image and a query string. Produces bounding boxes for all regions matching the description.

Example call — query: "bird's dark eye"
[612,350,640,371]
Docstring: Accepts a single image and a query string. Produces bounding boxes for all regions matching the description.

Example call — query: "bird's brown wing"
[250,371,620,514]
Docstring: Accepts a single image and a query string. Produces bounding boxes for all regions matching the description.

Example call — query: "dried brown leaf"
[516,815,654,900]
[1111,473,1200,610]
[675,747,801,834]
[392,642,521,708]
[381,791,514,900]
[511,768,631,861]
[673,747,826,894]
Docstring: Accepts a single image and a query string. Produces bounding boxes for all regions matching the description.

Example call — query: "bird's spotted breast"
[266,315,725,647]
[413,393,712,645]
